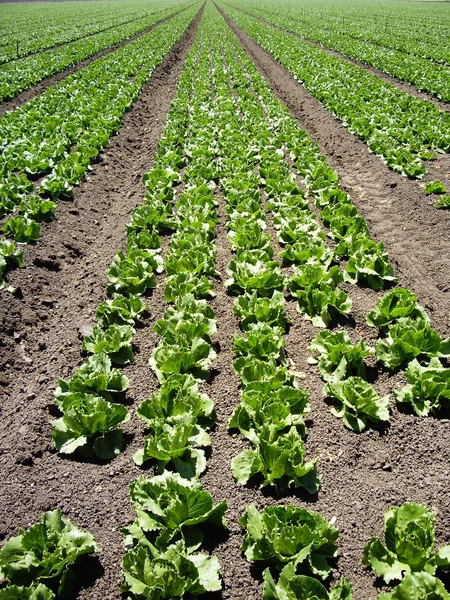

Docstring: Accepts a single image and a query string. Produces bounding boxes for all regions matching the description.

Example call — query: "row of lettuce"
[284,1,450,67]
[225,1,450,101]
[0,3,200,291]
[215,6,450,433]
[0,4,449,599]
[0,2,194,103]
[0,0,179,63]
[218,2,450,181]
[0,503,448,599]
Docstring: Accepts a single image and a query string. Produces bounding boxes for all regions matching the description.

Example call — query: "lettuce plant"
[233,323,286,363]
[154,295,216,344]
[106,249,159,296]
[0,510,96,594]
[149,336,216,382]
[263,563,353,600]
[226,249,285,297]
[309,331,373,382]
[344,238,397,290]
[366,289,428,329]
[54,353,128,405]
[240,505,339,578]
[96,294,147,328]
[123,473,227,550]
[280,236,334,267]
[18,196,56,222]
[231,426,318,492]
[395,358,450,416]
[363,503,450,584]
[377,572,450,600]
[82,324,134,365]
[230,383,310,442]
[0,240,23,289]
[424,181,446,195]
[375,318,450,370]
[289,264,352,327]
[52,393,130,458]
[324,377,390,431]
[2,215,40,243]
[166,245,218,278]
[134,422,209,478]
[137,373,214,426]
[233,291,287,330]
[121,540,222,598]
[164,273,215,303]
[435,195,450,209]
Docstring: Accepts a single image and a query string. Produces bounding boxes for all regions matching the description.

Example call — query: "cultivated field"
[0,0,449,598]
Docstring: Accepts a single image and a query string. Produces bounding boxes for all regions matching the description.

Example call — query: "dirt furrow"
[0,10,202,599]
[221,8,450,330]
[0,2,198,117]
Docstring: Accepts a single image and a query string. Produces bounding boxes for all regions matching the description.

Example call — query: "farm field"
[0,0,449,599]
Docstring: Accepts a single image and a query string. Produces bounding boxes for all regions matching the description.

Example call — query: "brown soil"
[0,2,197,117]
[221,2,450,113]
[0,9,203,599]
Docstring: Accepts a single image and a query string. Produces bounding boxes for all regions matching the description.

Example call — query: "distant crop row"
[0,2,192,102]
[0,5,199,289]
[220,3,450,180]
[228,1,450,101]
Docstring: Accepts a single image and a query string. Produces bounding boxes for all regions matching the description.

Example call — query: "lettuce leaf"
[309,331,372,382]
[377,572,450,599]
[263,563,352,600]
[363,503,450,584]
[375,318,450,370]
[0,584,55,599]
[324,377,390,431]
[395,358,450,416]
[240,504,338,577]
[366,289,428,329]
[149,336,216,382]
[0,510,96,593]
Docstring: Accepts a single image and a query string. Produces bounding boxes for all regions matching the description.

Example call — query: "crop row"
[0,0,182,64]
[220,7,450,425]
[227,1,450,101]
[0,2,192,102]
[0,4,200,290]
[219,3,450,180]
[295,2,450,66]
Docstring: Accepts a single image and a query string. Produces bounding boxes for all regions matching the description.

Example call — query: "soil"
[0,2,197,118]
[0,3,449,600]
[221,2,450,113]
